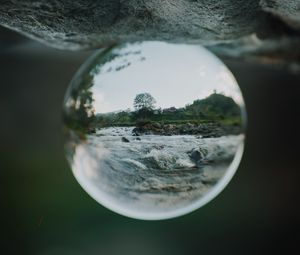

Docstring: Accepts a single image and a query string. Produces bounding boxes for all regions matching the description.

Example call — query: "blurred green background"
[0,26,299,255]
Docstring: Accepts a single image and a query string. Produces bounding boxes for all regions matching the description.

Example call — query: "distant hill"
[185,93,241,119]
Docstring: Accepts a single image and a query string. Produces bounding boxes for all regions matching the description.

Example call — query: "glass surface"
[63,42,246,220]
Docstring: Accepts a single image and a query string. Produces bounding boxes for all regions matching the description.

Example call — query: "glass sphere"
[63,42,246,220]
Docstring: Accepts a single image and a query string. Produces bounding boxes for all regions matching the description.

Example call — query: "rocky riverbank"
[132,122,242,138]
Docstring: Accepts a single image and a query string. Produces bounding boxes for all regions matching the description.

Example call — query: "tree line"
[95,92,241,127]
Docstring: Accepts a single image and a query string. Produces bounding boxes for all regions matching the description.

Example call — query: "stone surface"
[189,148,203,163]
[121,137,130,143]
[261,0,300,30]
[0,0,300,69]
[131,122,240,137]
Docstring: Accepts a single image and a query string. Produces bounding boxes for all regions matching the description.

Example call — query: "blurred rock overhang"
[1,0,300,71]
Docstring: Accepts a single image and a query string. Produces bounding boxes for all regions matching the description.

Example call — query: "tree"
[133,93,156,120]
[64,69,95,132]
[133,93,156,111]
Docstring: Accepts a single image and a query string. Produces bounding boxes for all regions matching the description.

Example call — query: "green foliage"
[64,67,95,133]
[133,93,157,120]
[185,92,240,120]
[95,92,242,128]
[133,93,156,111]
[64,46,127,133]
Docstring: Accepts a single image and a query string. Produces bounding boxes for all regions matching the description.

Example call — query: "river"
[69,126,244,218]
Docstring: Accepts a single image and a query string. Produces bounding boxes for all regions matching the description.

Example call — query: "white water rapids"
[69,127,244,219]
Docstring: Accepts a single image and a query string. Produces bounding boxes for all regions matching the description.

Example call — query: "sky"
[90,42,244,114]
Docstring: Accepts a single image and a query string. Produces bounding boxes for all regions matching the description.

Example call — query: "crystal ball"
[63,42,246,220]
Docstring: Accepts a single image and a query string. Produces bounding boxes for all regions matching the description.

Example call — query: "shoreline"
[131,121,242,138]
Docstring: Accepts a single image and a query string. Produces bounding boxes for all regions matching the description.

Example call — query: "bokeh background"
[0,26,299,255]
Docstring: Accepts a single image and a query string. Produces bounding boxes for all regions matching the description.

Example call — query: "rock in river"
[121,137,130,143]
